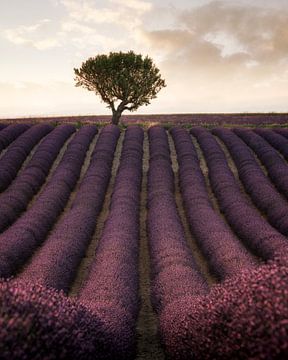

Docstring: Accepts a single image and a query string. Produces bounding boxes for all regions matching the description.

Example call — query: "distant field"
[2,112,288,126]
[0,123,288,359]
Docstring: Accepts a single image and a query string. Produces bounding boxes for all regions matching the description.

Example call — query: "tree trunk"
[111,108,123,125]
[111,100,127,125]
[111,112,121,125]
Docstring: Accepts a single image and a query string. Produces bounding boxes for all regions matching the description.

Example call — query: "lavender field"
[2,112,288,127]
[0,122,288,359]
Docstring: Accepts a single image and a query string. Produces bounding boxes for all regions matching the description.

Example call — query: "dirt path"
[168,132,215,285]
[69,132,124,297]
[135,132,166,360]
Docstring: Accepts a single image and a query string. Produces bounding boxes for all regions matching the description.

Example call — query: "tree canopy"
[74,51,166,125]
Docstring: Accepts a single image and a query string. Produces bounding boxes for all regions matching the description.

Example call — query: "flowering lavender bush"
[0,125,75,232]
[77,125,144,359]
[160,259,288,359]
[213,128,288,237]
[171,127,255,280]
[20,125,120,292]
[234,128,288,199]
[0,124,52,191]
[255,128,288,161]
[0,125,97,278]
[0,123,30,153]
[148,126,208,314]
[190,127,288,260]
[2,259,287,359]
[273,128,288,139]
[0,278,130,360]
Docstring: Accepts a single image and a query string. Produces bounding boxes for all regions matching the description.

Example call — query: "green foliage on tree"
[74,51,166,125]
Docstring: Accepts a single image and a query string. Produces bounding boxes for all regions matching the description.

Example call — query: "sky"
[0,0,288,117]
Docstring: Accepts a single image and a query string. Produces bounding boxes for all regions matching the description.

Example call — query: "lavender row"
[0,123,30,153]
[171,127,255,280]
[0,124,52,192]
[0,125,98,278]
[0,278,138,360]
[3,257,288,360]
[254,128,288,161]
[0,124,7,131]
[148,126,208,316]
[20,125,120,293]
[77,126,143,360]
[159,254,288,359]
[213,128,288,237]
[234,128,288,199]
[273,127,288,139]
[190,127,288,260]
[121,113,288,126]
[0,125,75,233]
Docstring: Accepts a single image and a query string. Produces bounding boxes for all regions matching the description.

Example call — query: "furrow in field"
[214,134,268,216]
[69,130,124,296]
[172,127,256,281]
[77,126,143,360]
[15,130,50,176]
[18,129,99,280]
[213,128,288,237]
[191,127,288,262]
[27,130,76,209]
[168,131,216,285]
[51,131,99,219]
[0,126,97,278]
[0,124,52,192]
[18,126,121,293]
[235,129,271,178]
[0,125,75,233]
[191,133,227,218]
[136,131,165,360]
[234,128,288,200]
[255,128,288,165]
[0,124,30,158]
[148,126,209,317]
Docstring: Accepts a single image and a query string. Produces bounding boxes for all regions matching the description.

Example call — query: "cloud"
[138,1,288,112]
[142,1,288,75]
[110,0,152,12]
[181,1,288,65]
[2,19,61,50]
[2,0,153,53]
[59,0,152,29]
[59,21,123,51]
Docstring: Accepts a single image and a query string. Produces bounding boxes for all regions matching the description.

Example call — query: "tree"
[74,51,166,125]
